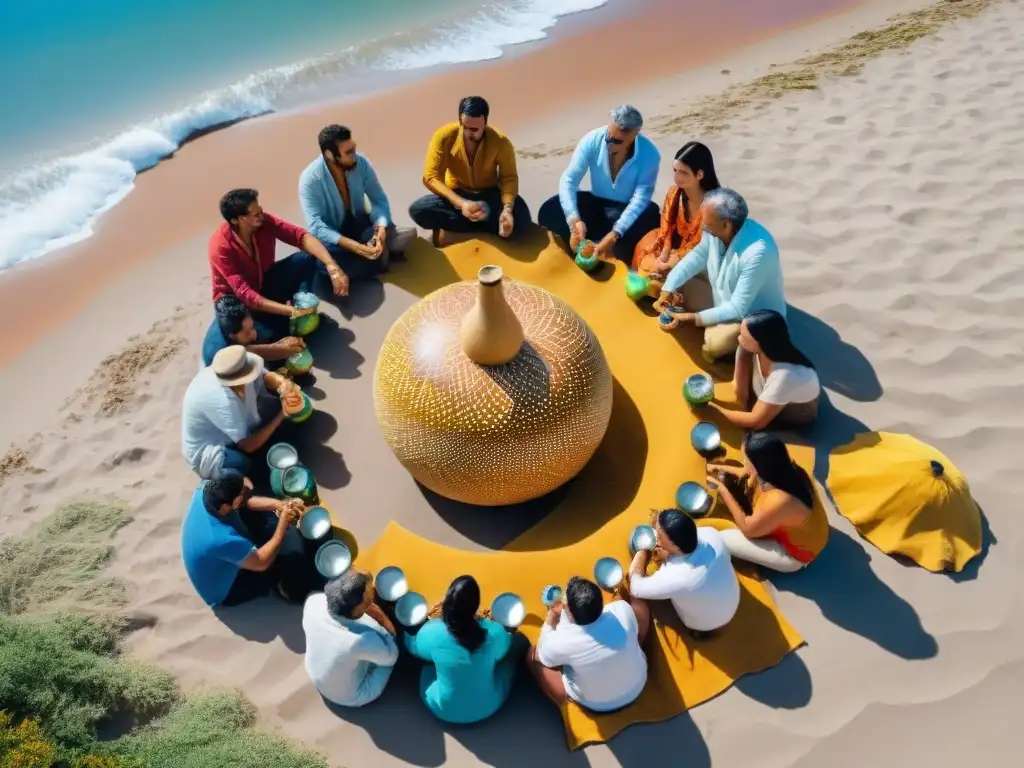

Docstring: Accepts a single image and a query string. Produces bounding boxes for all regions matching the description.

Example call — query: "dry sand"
[1,0,1021,765]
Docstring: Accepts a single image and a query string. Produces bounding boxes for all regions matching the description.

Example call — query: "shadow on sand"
[787,305,882,403]
[417,378,648,551]
[773,527,938,660]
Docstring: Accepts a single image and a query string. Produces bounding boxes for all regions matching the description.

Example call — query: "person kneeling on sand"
[181,472,320,607]
[708,431,830,573]
[527,576,649,713]
[654,188,787,362]
[628,508,740,638]
[537,105,661,264]
[405,575,527,724]
[209,188,348,340]
[181,345,300,480]
[303,570,400,709]
[201,295,306,368]
[299,124,417,281]
[408,96,531,246]
[706,309,820,430]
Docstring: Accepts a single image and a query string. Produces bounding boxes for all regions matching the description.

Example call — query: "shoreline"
[0,0,908,373]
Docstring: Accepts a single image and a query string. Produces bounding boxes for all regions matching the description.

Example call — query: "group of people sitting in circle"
[175,91,831,723]
[303,429,828,719]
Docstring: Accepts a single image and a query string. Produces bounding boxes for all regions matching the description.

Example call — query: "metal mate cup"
[375,565,409,603]
[490,592,526,630]
[314,540,352,580]
[541,584,563,607]
[395,591,429,631]
[676,480,713,518]
[629,524,657,556]
[594,557,624,592]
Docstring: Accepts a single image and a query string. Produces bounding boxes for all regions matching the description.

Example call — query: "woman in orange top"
[707,431,830,572]
[632,141,721,296]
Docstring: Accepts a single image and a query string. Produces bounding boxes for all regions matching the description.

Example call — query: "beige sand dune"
[1,0,1021,765]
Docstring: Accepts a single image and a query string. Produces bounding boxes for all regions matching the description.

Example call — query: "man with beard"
[299,124,416,280]
[408,96,531,246]
[209,188,348,339]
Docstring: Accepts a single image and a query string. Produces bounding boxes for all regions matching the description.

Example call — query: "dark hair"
[318,124,352,157]
[442,575,486,653]
[214,295,250,341]
[565,576,603,626]
[458,96,489,121]
[202,472,244,514]
[657,508,698,555]
[743,431,814,508]
[674,141,721,221]
[219,188,259,224]
[325,571,370,620]
[744,310,815,369]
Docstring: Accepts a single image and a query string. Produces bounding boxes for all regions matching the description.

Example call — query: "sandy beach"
[1,0,1021,766]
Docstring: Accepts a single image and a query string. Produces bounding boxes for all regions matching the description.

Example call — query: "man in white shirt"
[181,345,296,479]
[303,570,400,708]
[629,509,740,636]
[527,576,649,712]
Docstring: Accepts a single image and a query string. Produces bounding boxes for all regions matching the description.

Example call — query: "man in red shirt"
[209,188,348,338]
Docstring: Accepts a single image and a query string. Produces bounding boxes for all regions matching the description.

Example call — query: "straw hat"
[210,345,262,387]
[827,432,983,572]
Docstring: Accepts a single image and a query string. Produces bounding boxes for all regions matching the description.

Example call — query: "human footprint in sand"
[538,104,661,264]
[408,96,531,246]
[632,141,721,296]
[707,431,830,573]
[209,188,348,340]
[181,472,321,608]
[705,310,821,430]
[181,345,302,480]
[303,570,400,709]
[654,188,788,362]
[201,295,305,368]
[299,124,417,282]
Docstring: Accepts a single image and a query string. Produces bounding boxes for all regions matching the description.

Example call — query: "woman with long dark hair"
[707,431,830,572]
[632,141,721,296]
[707,309,820,429]
[404,574,526,723]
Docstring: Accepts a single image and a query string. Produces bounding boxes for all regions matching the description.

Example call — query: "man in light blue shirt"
[538,105,661,264]
[298,124,416,285]
[654,188,787,362]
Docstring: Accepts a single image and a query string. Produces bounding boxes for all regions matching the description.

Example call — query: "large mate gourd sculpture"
[373,265,613,506]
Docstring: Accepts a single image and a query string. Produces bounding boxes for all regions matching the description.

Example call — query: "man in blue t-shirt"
[181,472,320,607]
[201,295,307,368]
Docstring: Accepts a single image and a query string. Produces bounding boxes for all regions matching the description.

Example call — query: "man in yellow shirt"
[409,96,531,245]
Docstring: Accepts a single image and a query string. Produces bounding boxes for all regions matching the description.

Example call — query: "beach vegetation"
[0,504,328,768]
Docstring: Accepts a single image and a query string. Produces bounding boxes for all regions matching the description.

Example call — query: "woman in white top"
[707,309,820,429]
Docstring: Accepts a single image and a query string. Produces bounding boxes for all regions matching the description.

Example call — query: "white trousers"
[719,529,804,573]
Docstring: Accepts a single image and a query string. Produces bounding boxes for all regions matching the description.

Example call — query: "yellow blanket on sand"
[353,229,803,750]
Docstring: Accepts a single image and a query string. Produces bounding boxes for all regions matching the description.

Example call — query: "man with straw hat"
[181,345,300,480]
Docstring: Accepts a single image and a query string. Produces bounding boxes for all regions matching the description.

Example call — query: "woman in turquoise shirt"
[405,575,527,724]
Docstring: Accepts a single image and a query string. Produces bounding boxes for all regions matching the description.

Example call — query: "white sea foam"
[0,0,608,271]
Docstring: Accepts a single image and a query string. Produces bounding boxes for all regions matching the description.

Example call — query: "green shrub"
[0,613,178,752]
[100,692,328,768]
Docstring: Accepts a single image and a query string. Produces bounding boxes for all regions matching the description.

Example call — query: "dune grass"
[0,502,132,617]
[0,504,328,768]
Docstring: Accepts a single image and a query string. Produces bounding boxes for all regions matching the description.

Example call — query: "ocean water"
[0,0,608,270]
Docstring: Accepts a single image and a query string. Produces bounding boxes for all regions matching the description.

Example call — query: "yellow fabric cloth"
[422,122,519,204]
[357,231,803,749]
[825,432,983,572]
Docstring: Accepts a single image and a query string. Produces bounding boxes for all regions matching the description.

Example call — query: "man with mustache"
[409,96,531,246]
[538,105,661,263]
[299,123,416,280]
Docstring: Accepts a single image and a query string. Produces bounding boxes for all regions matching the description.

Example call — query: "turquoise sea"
[0,0,608,269]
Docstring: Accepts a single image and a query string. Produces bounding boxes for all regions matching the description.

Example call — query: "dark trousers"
[538,191,661,265]
[252,252,324,339]
[322,214,389,282]
[222,508,325,606]
[408,187,531,236]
